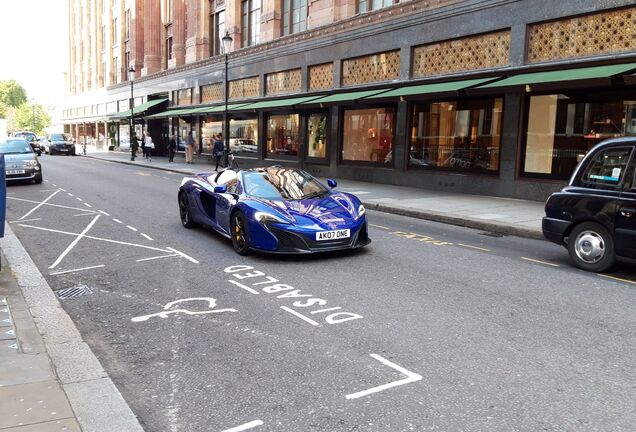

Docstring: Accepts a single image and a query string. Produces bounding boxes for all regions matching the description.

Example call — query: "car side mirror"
[214,184,227,194]
[327,179,337,188]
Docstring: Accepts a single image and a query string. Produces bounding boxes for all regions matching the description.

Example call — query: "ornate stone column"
[185,0,209,63]
[131,0,145,72]
[172,0,186,66]
[142,0,162,76]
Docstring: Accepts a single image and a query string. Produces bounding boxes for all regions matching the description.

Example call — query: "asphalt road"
[5,155,636,432]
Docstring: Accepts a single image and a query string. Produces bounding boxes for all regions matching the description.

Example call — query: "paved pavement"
[0,148,546,431]
[86,148,547,240]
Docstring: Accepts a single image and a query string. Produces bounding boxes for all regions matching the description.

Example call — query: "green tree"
[0,80,28,108]
[14,103,51,135]
[0,100,7,118]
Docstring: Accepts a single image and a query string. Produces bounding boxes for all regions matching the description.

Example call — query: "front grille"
[269,224,368,252]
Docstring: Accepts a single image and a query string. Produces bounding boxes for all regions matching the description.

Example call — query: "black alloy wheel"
[179,192,196,228]
[567,222,616,272]
[231,212,250,255]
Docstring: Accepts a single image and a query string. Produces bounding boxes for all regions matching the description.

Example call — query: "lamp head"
[222,32,233,54]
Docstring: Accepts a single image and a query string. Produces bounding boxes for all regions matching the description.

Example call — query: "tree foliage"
[14,103,51,135]
[0,80,28,108]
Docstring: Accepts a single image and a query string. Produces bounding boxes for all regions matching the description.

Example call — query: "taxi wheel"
[178,192,197,229]
[567,222,615,273]
[231,212,251,255]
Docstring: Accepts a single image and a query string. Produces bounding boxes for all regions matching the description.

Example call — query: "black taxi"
[543,137,636,272]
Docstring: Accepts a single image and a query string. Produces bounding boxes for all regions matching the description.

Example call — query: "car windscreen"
[15,133,36,142]
[242,168,329,200]
[0,140,33,154]
[50,134,68,141]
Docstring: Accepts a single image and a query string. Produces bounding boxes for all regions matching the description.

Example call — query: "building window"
[342,107,394,163]
[112,18,118,46]
[282,0,307,36]
[410,98,502,173]
[522,90,636,180]
[125,9,130,40]
[165,0,173,22]
[101,25,106,50]
[166,36,173,66]
[267,114,300,157]
[125,51,130,74]
[201,117,223,151]
[112,56,119,83]
[307,113,327,159]
[241,0,261,47]
[209,9,225,56]
[230,117,259,156]
[357,0,394,13]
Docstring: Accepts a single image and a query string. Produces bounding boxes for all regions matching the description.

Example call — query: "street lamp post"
[128,66,136,160]
[222,32,233,167]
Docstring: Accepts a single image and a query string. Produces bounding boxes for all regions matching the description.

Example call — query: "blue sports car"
[178,167,370,254]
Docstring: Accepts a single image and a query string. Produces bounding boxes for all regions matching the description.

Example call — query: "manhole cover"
[57,285,92,299]
[478,231,505,238]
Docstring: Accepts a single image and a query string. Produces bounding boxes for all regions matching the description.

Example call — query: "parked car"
[13,131,42,156]
[0,138,43,184]
[543,137,636,272]
[178,166,370,255]
[47,133,76,155]
[229,138,257,153]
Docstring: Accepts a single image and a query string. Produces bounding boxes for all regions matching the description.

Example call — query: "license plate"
[316,229,350,241]
[6,170,25,175]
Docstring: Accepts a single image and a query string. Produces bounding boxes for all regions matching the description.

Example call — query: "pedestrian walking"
[167,130,177,162]
[140,133,147,158]
[144,131,154,161]
[130,132,139,161]
[213,134,225,171]
[185,131,195,164]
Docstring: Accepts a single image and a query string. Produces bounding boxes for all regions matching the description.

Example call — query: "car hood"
[51,140,72,144]
[4,153,36,163]
[252,193,362,229]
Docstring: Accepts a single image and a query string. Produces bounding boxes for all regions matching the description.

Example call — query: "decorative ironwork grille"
[309,63,333,91]
[201,83,224,103]
[342,51,400,86]
[176,89,192,106]
[413,31,510,78]
[266,69,301,95]
[229,76,260,99]
[527,7,636,63]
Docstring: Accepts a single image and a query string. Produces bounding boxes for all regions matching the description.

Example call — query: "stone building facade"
[63,0,636,200]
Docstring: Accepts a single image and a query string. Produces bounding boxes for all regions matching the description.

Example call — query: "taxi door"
[615,148,636,259]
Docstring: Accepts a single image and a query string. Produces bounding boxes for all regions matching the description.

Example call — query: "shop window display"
[342,107,394,163]
[201,117,222,153]
[230,117,258,155]
[307,113,327,159]
[409,99,502,172]
[523,90,636,180]
[267,114,300,157]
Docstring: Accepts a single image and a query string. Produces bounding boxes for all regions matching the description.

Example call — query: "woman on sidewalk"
[144,131,154,161]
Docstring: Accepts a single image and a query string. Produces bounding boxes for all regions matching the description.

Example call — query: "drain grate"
[478,231,505,238]
[57,285,93,299]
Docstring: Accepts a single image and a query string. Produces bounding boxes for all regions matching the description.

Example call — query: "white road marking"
[49,215,101,269]
[76,197,83,201]
[310,307,342,314]
[458,243,491,252]
[19,189,61,220]
[73,212,97,217]
[280,306,320,326]
[165,247,199,264]
[228,280,259,295]
[39,189,56,192]
[52,184,57,186]
[140,233,153,241]
[59,188,66,192]
[369,224,390,230]
[112,218,122,223]
[98,210,110,216]
[84,202,92,208]
[9,218,41,224]
[8,196,95,214]
[131,298,237,322]
[50,265,106,275]
[68,193,74,197]
[520,257,559,267]
[136,254,179,262]
[126,225,138,232]
[19,224,176,254]
[345,354,422,400]
[221,420,264,432]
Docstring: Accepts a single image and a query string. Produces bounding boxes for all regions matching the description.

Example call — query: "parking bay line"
[221,420,264,432]
[458,243,491,252]
[598,274,636,286]
[520,257,559,267]
[49,214,101,269]
[50,265,106,276]
[8,196,96,214]
[228,279,259,294]
[136,254,179,263]
[165,247,199,264]
[345,354,422,400]
[9,218,41,224]
[18,189,61,220]
[280,306,321,326]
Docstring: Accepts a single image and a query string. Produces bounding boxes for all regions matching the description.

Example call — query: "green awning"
[478,63,636,88]
[301,89,393,104]
[145,107,196,119]
[109,98,168,119]
[366,77,499,99]
[190,103,254,114]
[238,96,325,110]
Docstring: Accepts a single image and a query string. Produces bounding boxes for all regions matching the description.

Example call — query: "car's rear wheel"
[567,222,615,272]
[231,212,251,255]
[178,192,197,228]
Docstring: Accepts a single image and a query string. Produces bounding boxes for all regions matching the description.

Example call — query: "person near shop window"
[130,132,139,161]
[167,130,177,163]
[185,131,195,164]
[144,131,154,162]
[213,134,225,171]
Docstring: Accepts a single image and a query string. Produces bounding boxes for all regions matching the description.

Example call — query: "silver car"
[0,138,43,184]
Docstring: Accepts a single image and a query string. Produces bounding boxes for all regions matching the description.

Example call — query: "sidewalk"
[0,226,144,432]
[85,149,546,240]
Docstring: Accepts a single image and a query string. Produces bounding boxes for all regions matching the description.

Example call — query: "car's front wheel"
[178,192,197,228]
[230,211,251,255]
[34,173,43,184]
[567,222,615,272]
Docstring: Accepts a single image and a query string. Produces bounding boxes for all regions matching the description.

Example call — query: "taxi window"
[625,155,636,191]
[578,147,633,190]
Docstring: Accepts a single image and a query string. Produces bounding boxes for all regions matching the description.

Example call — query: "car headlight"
[254,211,289,225]
[356,204,366,219]
[25,160,38,167]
